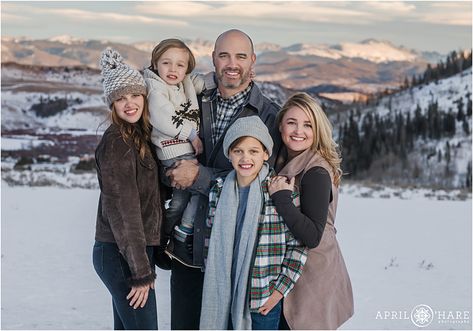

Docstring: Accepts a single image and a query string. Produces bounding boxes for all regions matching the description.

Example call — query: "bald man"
[165,29,281,329]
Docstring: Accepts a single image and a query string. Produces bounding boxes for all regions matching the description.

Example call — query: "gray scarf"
[200,163,270,330]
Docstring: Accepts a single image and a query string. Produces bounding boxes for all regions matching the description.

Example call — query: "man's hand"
[258,290,283,315]
[166,159,199,190]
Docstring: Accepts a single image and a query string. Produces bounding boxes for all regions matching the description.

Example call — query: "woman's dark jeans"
[93,241,158,330]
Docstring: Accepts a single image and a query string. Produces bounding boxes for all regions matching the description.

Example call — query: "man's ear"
[212,51,216,67]
[251,53,256,64]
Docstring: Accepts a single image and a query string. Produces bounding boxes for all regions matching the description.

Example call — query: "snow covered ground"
[1,183,471,330]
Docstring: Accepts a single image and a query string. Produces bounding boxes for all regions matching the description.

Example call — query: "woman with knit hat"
[199,116,307,330]
[92,47,163,329]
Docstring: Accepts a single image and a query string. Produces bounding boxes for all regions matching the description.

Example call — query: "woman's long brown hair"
[111,95,152,160]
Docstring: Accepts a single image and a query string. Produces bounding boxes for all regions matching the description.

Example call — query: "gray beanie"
[99,47,147,107]
[223,116,274,158]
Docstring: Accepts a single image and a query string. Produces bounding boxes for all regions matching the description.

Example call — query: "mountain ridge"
[1,35,447,101]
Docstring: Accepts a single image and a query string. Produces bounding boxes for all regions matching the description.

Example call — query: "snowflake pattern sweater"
[143,68,205,160]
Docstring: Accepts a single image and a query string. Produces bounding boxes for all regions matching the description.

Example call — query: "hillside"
[0,62,295,187]
[0,62,293,133]
[336,69,472,190]
[1,60,471,191]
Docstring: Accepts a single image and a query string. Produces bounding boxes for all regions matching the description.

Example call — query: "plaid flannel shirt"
[211,84,252,145]
[204,172,308,312]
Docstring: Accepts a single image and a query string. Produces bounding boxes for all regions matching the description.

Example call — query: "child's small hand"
[258,290,283,315]
[268,176,294,196]
[191,136,203,155]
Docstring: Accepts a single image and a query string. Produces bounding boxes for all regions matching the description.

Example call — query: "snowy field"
[1,183,471,330]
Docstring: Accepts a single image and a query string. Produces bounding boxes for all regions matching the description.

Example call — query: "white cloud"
[364,1,416,14]
[418,2,472,26]
[133,1,472,27]
[134,1,212,17]
[46,8,188,26]
[1,3,188,27]
[134,1,380,25]
[1,12,29,23]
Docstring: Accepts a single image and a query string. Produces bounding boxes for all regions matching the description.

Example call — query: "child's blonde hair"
[149,38,195,74]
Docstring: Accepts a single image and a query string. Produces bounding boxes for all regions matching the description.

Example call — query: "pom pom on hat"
[99,47,147,107]
[223,116,274,158]
[100,47,124,71]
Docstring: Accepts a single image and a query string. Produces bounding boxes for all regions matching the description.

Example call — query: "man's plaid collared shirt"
[212,84,252,145]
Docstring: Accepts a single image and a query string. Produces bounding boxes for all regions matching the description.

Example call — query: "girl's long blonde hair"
[278,92,343,186]
[111,94,152,160]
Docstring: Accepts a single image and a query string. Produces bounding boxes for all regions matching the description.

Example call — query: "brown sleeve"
[98,133,154,285]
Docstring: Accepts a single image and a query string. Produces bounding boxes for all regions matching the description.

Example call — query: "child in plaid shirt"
[200,116,307,330]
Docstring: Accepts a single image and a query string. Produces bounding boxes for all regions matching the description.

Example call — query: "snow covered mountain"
[283,39,420,63]
[1,35,443,101]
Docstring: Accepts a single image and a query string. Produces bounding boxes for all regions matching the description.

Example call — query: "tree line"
[359,50,472,104]
[337,49,472,189]
[338,96,472,189]
[405,50,473,89]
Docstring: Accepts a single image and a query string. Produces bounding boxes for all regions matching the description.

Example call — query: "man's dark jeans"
[170,259,204,329]
[93,241,158,330]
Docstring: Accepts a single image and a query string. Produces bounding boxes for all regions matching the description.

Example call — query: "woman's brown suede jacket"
[95,124,162,286]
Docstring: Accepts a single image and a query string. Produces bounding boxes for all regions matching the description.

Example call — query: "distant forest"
[337,50,473,189]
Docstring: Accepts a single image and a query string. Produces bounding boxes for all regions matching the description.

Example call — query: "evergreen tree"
[445,54,453,76]
[443,110,456,136]
[424,64,433,83]
[340,112,361,176]
[427,100,441,139]
[360,113,374,170]
[467,97,472,117]
[445,141,451,174]
[456,97,465,121]
[451,50,460,73]
[403,76,410,89]
[466,161,472,189]
[396,113,407,163]
[462,118,470,135]
[414,103,425,138]
[405,112,414,150]
[437,59,446,77]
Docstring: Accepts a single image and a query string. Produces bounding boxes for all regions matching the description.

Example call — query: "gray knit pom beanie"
[223,116,274,158]
[99,47,147,107]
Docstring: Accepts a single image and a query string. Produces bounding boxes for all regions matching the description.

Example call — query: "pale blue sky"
[1,1,471,54]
